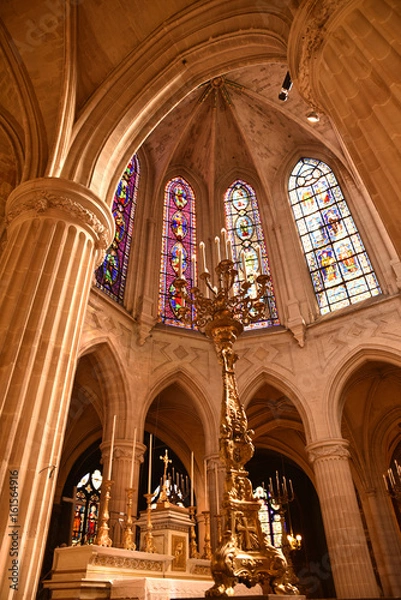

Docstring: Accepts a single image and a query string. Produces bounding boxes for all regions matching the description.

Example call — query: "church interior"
[1,1,401,599]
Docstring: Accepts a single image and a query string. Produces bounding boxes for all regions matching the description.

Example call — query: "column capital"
[288,0,352,108]
[100,440,147,462]
[6,177,114,262]
[306,437,351,464]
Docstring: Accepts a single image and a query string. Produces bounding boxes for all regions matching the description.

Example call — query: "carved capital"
[288,0,351,107]
[5,178,114,257]
[306,438,350,464]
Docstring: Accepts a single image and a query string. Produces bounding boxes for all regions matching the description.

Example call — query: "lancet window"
[254,486,282,548]
[71,469,102,545]
[224,180,279,328]
[159,177,197,328]
[288,158,381,315]
[95,154,140,303]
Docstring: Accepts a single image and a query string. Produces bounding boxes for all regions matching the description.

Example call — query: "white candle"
[227,239,233,262]
[191,255,197,287]
[383,474,389,491]
[215,236,221,264]
[221,228,227,259]
[107,415,117,480]
[148,434,153,494]
[199,241,206,275]
[204,459,209,511]
[178,248,183,279]
[128,428,137,489]
[190,451,194,506]
[257,244,263,274]
[241,251,248,281]
[215,464,220,514]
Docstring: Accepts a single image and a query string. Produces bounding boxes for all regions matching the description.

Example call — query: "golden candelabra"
[268,473,301,592]
[141,492,157,553]
[189,506,199,558]
[176,253,298,597]
[383,460,401,501]
[95,479,114,547]
[202,511,212,560]
[123,487,136,550]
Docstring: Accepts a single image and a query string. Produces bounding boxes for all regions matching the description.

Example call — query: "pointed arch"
[288,157,381,315]
[224,179,279,328]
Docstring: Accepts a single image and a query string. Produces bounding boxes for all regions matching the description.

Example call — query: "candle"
[199,241,206,275]
[383,474,389,491]
[283,476,287,494]
[276,470,280,495]
[257,244,263,274]
[190,451,194,506]
[178,248,183,279]
[204,459,209,511]
[241,251,248,281]
[227,239,233,262]
[128,428,137,489]
[289,479,294,497]
[215,236,221,264]
[191,255,197,287]
[147,434,153,494]
[221,228,227,259]
[215,465,220,514]
[107,415,117,480]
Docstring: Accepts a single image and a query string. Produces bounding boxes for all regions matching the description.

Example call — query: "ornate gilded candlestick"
[202,511,212,560]
[142,492,156,553]
[215,513,223,545]
[95,479,114,547]
[383,460,401,502]
[176,244,298,597]
[189,505,199,558]
[123,487,136,550]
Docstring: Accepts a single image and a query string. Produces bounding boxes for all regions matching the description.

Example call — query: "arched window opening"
[224,180,279,329]
[71,469,102,545]
[95,154,140,303]
[288,158,381,315]
[159,177,197,328]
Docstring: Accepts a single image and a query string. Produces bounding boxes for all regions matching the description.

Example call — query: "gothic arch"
[61,3,290,196]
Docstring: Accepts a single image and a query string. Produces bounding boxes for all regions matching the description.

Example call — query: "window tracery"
[288,158,381,314]
[224,180,279,328]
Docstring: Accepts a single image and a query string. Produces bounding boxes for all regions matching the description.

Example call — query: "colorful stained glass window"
[71,469,102,545]
[159,177,197,328]
[254,486,283,548]
[224,180,280,329]
[95,154,140,303]
[288,158,381,315]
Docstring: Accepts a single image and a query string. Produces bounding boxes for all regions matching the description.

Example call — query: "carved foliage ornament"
[291,0,351,107]
[307,442,350,464]
[6,190,109,251]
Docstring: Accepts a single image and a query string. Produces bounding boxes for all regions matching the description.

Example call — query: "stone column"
[306,439,379,598]
[0,177,113,599]
[288,0,401,256]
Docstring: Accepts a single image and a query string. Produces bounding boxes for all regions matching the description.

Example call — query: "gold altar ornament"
[175,236,299,597]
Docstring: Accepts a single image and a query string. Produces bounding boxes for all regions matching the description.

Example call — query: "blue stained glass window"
[288,158,381,315]
[159,177,197,328]
[95,154,140,303]
[224,180,280,329]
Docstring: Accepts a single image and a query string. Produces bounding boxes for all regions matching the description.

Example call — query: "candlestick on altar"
[123,487,136,550]
[189,505,199,558]
[106,415,117,480]
[142,492,156,553]
[95,479,114,547]
[202,511,212,560]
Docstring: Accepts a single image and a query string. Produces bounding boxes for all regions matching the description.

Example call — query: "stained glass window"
[159,177,197,328]
[224,180,279,329]
[95,154,140,303]
[71,469,102,545]
[254,486,282,548]
[288,158,381,315]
